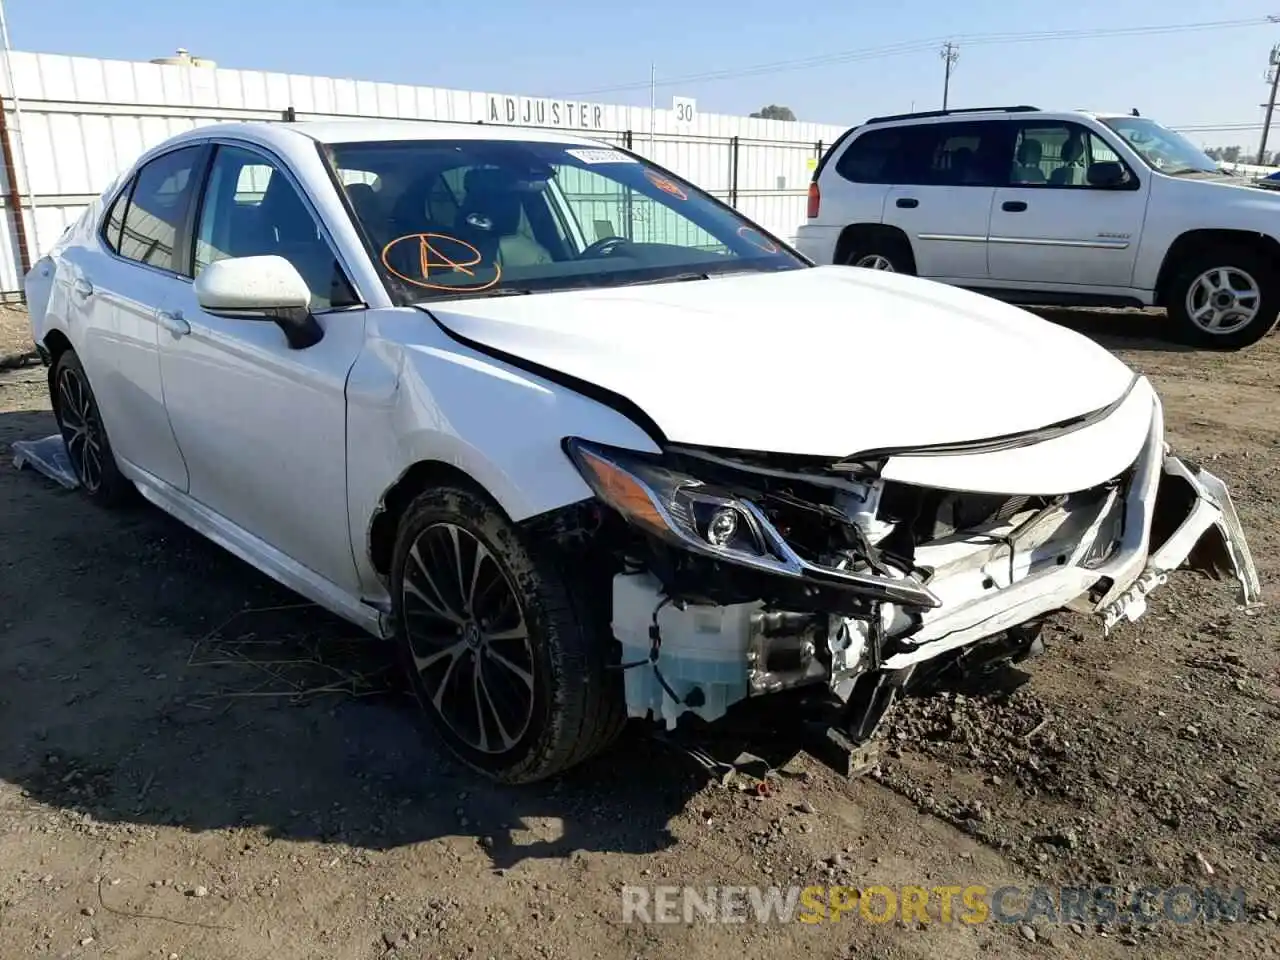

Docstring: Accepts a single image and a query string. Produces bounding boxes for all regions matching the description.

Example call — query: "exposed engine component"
[600,447,1134,735]
[612,573,858,729]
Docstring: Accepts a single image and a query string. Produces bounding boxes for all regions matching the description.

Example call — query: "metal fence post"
[729,136,740,207]
[622,130,634,240]
[283,105,296,122]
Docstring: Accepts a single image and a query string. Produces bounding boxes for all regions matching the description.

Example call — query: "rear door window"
[100,182,131,254]
[117,146,205,274]
[917,121,1011,187]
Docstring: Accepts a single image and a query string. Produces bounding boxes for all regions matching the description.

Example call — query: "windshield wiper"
[409,287,538,305]
[617,272,712,287]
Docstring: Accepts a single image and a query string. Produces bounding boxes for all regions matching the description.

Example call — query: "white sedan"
[24,120,1260,783]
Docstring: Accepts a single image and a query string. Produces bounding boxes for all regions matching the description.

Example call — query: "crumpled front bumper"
[881,394,1261,670]
[609,387,1261,732]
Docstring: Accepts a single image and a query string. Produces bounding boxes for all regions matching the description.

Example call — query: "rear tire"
[1166,245,1279,349]
[390,485,625,783]
[51,349,133,506]
[842,234,916,275]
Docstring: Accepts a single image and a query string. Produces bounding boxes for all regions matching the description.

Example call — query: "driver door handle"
[73,278,94,299]
[1002,200,1028,212]
[156,309,190,338]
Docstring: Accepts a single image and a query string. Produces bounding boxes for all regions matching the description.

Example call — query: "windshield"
[1099,117,1220,176]
[324,139,805,302]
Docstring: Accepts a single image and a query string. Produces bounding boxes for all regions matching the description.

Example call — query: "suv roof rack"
[864,104,1040,125]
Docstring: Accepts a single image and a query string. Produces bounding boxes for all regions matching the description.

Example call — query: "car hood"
[421,266,1135,458]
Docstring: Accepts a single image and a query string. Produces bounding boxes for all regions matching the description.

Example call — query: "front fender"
[345,309,660,600]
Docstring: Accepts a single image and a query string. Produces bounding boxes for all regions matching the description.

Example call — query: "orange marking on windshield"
[736,226,779,254]
[381,233,501,292]
[644,169,688,200]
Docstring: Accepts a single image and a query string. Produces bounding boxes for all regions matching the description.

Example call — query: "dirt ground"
[0,304,37,370]
[1,305,1277,960]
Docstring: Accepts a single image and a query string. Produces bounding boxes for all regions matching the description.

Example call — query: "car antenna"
[1131,107,1140,116]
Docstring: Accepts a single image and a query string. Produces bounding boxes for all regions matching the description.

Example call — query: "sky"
[4,0,1276,149]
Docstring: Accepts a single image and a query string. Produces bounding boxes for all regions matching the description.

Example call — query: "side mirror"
[193,255,324,350]
[1086,161,1130,189]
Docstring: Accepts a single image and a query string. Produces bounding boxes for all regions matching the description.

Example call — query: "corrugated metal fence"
[0,51,848,297]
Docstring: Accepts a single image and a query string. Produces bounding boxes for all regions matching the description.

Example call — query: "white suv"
[794,106,1280,349]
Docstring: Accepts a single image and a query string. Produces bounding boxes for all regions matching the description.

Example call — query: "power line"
[564,17,1271,98]
[1174,122,1266,132]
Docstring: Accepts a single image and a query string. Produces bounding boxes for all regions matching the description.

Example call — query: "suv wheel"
[1167,246,1279,349]
[842,236,915,275]
[853,253,897,271]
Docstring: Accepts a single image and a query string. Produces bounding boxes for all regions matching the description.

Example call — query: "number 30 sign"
[673,97,697,125]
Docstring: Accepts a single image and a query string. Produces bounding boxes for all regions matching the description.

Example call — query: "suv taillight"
[806,182,820,219]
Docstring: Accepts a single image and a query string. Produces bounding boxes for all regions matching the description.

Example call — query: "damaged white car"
[24,120,1260,783]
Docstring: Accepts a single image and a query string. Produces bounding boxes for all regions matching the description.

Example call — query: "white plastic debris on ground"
[12,434,79,489]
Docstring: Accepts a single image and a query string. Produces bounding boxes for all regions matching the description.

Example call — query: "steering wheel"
[578,236,633,259]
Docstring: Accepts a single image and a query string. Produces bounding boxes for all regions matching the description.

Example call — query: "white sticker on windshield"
[565,148,636,165]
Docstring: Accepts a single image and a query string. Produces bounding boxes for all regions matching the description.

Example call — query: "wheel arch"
[367,458,517,580]
[42,328,74,415]
[833,223,917,272]
[1154,229,1280,306]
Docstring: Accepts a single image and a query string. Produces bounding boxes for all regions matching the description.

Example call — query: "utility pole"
[939,42,959,111]
[1260,42,1280,164]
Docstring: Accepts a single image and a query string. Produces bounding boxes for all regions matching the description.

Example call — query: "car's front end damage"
[561,376,1260,773]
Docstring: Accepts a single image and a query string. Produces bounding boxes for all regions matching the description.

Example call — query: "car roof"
[167,119,610,149]
[859,107,1138,128]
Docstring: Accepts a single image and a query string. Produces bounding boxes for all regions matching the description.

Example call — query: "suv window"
[1011,122,1129,187]
[836,121,1008,187]
[118,146,204,273]
[194,145,359,311]
[835,127,918,184]
[918,121,1008,187]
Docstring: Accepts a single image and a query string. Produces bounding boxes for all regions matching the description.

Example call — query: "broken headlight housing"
[565,438,773,560]
[563,438,940,608]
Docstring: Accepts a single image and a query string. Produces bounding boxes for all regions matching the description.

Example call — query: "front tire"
[51,349,133,506]
[390,485,625,783]
[1166,246,1279,349]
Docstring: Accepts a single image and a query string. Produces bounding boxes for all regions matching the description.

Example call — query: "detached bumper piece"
[1100,455,1261,632]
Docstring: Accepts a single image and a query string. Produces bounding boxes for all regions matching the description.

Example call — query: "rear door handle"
[156,309,190,338]
[896,198,919,209]
[73,278,94,299]
[1002,200,1028,212]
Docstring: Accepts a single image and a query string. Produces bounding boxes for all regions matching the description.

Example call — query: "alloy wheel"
[1186,266,1261,335]
[854,253,896,272]
[56,364,104,493]
[400,522,536,754]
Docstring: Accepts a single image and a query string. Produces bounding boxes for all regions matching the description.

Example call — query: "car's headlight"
[563,438,941,609]
[564,438,773,560]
